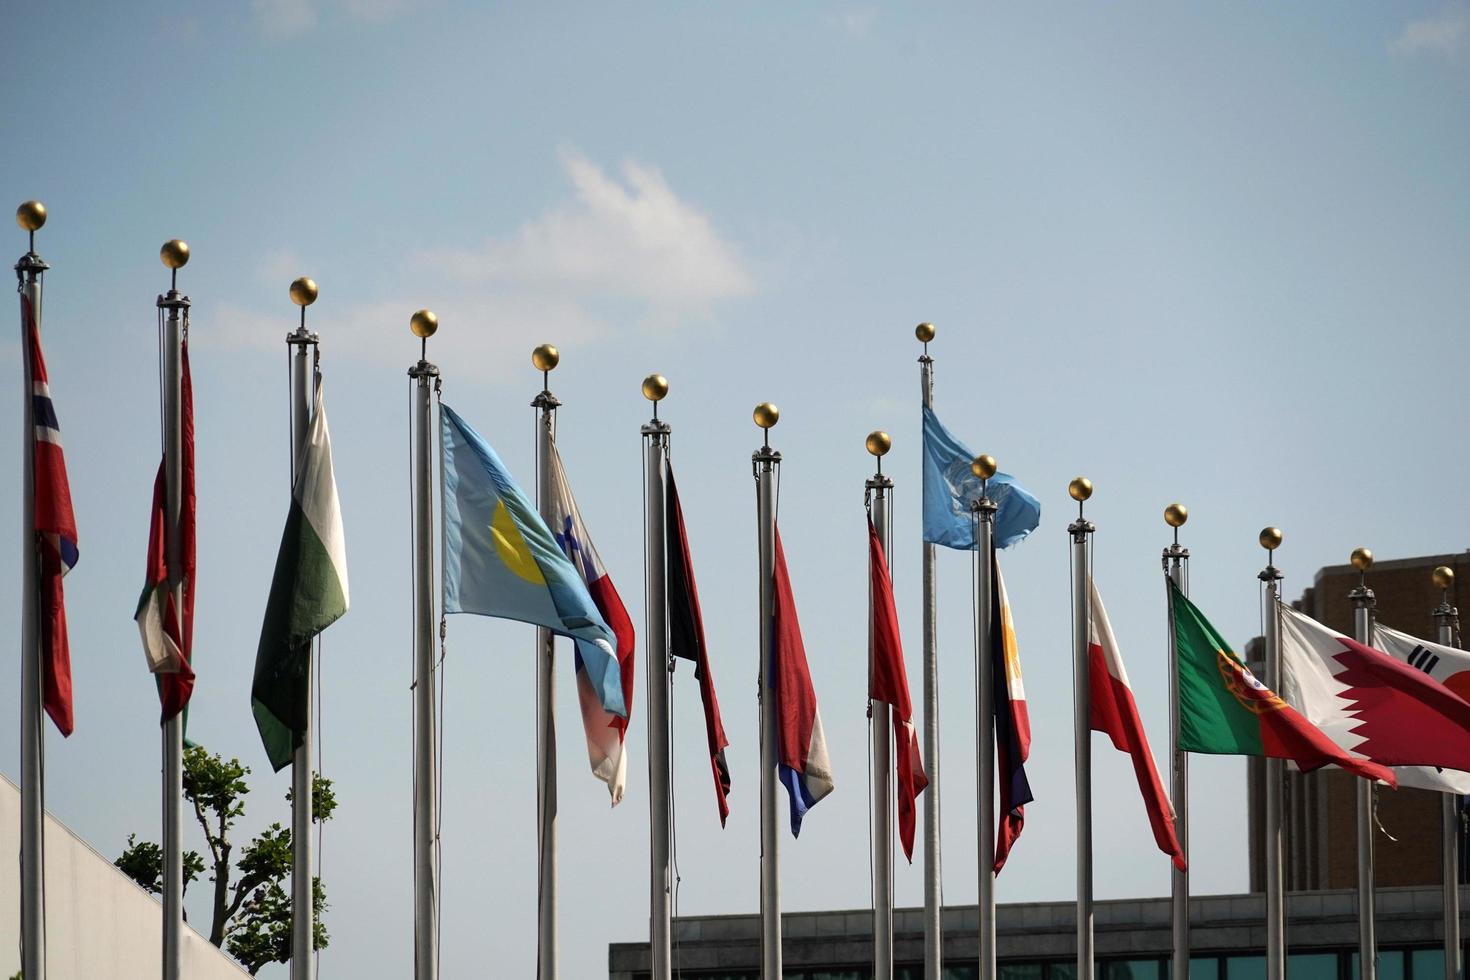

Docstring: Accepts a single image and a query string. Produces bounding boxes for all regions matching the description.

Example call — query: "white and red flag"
[24,292,78,736]
[1370,623,1470,794]
[772,529,835,835]
[545,438,636,804]
[1279,604,1470,774]
[1087,579,1185,870]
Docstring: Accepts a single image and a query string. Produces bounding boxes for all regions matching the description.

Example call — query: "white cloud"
[1390,2,1468,56]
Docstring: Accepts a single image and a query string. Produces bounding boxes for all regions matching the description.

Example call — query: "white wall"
[0,774,252,979]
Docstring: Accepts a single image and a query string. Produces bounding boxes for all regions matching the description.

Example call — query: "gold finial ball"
[16,201,46,232]
[866,431,892,457]
[915,322,936,343]
[753,402,780,429]
[1164,503,1188,528]
[1350,547,1374,572]
[1434,566,1455,589]
[289,277,318,307]
[160,239,190,270]
[410,309,438,338]
[642,374,669,402]
[1068,476,1093,502]
[1259,526,1283,551]
[531,344,560,373]
[971,454,997,480]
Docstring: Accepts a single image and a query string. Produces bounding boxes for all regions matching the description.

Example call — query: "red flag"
[24,292,78,736]
[1088,579,1186,871]
[772,530,835,835]
[867,517,927,862]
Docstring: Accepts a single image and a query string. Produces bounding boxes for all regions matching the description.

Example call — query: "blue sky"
[3,3,1469,977]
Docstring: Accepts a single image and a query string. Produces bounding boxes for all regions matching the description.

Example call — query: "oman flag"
[1088,580,1184,870]
[1170,582,1392,784]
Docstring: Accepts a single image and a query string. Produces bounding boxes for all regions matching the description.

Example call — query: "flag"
[24,291,78,736]
[992,553,1034,872]
[251,376,349,772]
[1372,623,1470,793]
[1088,579,1185,870]
[867,517,927,862]
[772,530,834,835]
[921,405,1040,550]
[667,460,731,824]
[439,403,625,719]
[544,437,635,804]
[135,337,196,724]
[1279,604,1470,775]
[1169,581,1392,784]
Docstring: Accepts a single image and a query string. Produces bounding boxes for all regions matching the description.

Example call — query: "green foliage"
[114,833,203,897]
[225,877,329,975]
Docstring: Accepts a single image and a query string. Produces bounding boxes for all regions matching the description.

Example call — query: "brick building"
[1247,550,1470,892]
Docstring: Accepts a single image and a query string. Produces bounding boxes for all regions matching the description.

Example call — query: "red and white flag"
[1087,579,1185,870]
[1280,604,1470,774]
[1368,622,1470,794]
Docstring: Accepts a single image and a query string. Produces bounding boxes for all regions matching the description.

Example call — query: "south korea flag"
[1375,622,1470,794]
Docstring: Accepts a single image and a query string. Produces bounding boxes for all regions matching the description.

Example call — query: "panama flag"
[135,337,196,723]
[868,517,927,861]
[1371,623,1470,793]
[252,375,350,772]
[24,292,78,736]
[1279,604,1470,775]
[1087,579,1185,870]
[439,404,626,720]
[772,529,834,835]
[992,554,1034,872]
[543,437,636,804]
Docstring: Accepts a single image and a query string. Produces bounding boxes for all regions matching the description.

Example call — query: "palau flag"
[922,406,1040,550]
[440,403,627,720]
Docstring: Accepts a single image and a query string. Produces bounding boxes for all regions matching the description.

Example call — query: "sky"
[3,2,1469,977]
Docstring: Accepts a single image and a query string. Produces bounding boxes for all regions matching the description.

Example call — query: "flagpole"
[532,343,562,980]
[408,308,440,980]
[867,431,896,980]
[1068,477,1096,980]
[973,455,999,980]
[1259,527,1285,980]
[753,401,782,980]
[1350,547,1378,980]
[916,322,943,980]
[287,277,320,980]
[643,374,673,980]
[16,200,49,980]
[1432,565,1461,980]
[1163,503,1190,980]
[157,239,191,980]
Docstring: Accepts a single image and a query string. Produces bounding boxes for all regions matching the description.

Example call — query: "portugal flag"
[1169,581,1392,785]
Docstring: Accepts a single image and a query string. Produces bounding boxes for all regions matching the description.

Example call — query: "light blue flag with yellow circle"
[440,403,627,719]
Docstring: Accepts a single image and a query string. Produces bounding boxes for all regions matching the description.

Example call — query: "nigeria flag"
[253,376,349,771]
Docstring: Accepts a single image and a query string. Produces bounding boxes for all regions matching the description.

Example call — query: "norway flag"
[772,530,834,835]
[23,291,78,737]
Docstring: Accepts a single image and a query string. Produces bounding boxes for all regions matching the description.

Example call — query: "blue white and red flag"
[992,553,1033,872]
[772,529,834,835]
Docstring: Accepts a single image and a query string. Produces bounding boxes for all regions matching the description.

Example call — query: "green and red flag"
[1169,580,1393,785]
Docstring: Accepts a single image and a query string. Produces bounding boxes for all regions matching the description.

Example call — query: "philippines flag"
[772,530,834,836]
[24,291,78,737]
[992,553,1033,872]
[545,438,636,804]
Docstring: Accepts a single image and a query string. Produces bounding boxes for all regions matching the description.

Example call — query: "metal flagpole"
[532,343,562,980]
[867,431,896,980]
[643,374,673,980]
[287,277,320,980]
[408,308,440,980]
[158,238,191,980]
[1068,477,1096,980]
[916,323,943,980]
[1259,527,1285,980]
[753,401,782,980]
[973,455,999,980]
[1350,547,1378,980]
[16,199,49,980]
[1162,504,1191,980]
[1432,566,1462,980]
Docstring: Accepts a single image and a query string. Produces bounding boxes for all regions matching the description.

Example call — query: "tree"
[115,744,336,975]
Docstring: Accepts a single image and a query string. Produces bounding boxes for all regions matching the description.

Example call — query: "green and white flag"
[252,375,349,771]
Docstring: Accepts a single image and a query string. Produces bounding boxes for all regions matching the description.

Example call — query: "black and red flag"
[666,459,732,824]
[24,292,78,736]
